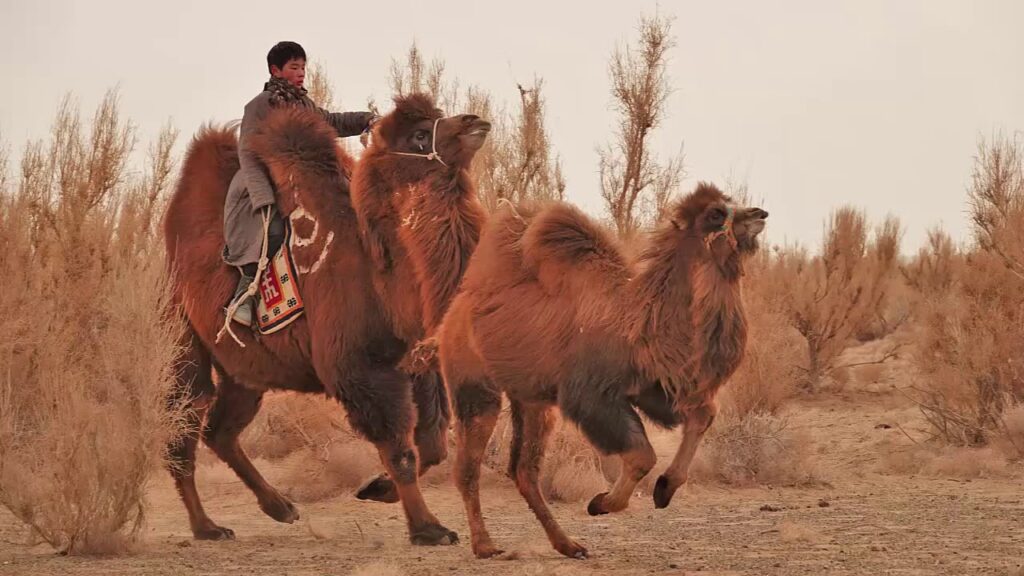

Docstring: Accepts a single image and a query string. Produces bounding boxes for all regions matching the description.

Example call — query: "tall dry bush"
[0,92,187,554]
[599,13,685,236]
[777,208,902,390]
[473,81,566,210]
[909,135,1024,448]
[305,60,336,110]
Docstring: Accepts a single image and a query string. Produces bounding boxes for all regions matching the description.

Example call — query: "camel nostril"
[462,115,480,124]
[754,209,769,219]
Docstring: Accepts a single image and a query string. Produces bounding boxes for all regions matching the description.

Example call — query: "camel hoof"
[653,475,676,509]
[473,543,505,559]
[555,539,588,559]
[260,496,300,523]
[356,474,400,503]
[410,523,459,546]
[587,492,610,516]
[193,525,235,541]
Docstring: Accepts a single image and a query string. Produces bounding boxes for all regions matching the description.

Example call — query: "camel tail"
[521,202,629,277]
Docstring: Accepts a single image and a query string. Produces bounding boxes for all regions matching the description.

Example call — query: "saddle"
[252,221,305,334]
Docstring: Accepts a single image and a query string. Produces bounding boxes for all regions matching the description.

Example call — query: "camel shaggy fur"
[436,184,768,558]
[162,94,487,546]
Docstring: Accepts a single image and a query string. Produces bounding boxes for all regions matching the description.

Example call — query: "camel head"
[372,92,491,179]
[669,183,768,274]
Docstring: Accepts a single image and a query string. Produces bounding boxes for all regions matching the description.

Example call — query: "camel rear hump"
[163,124,239,261]
[521,202,631,290]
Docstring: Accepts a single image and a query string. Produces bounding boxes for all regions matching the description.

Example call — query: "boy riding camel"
[223,41,377,325]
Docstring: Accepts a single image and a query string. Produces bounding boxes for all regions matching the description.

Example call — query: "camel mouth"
[747,218,766,237]
[465,120,492,137]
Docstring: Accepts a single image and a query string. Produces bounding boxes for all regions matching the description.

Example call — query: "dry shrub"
[692,413,820,487]
[908,135,1024,447]
[275,441,378,503]
[240,392,380,502]
[774,209,902,391]
[241,392,347,460]
[0,92,187,554]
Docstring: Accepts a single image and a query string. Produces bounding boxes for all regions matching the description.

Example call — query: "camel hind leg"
[166,328,234,540]
[203,369,299,525]
[511,402,588,559]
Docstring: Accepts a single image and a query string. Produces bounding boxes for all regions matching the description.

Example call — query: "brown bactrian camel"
[435,184,768,558]
[348,94,490,503]
[162,94,488,545]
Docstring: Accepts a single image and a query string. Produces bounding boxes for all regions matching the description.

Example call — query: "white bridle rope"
[389,117,448,168]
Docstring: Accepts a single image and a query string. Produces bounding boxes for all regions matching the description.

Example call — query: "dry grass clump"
[0,92,187,554]
[878,443,1011,479]
[484,405,608,503]
[692,413,821,487]
[237,392,380,502]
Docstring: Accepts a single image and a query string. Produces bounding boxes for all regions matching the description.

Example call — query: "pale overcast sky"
[2,0,1022,251]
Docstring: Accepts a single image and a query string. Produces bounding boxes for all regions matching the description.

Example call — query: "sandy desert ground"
[3,354,1023,576]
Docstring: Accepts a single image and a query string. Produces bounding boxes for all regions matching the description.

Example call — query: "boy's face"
[270,58,306,88]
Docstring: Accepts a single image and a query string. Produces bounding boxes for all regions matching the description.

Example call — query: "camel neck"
[627,233,748,403]
[399,170,485,332]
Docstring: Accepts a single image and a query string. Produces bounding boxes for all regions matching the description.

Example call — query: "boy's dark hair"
[267,41,306,72]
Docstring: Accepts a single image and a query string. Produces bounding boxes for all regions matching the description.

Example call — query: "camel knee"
[514,467,540,497]
[681,400,719,433]
[628,443,657,480]
[386,446,419,485]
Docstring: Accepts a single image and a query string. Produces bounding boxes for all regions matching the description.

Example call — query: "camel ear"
[671,217,684,230]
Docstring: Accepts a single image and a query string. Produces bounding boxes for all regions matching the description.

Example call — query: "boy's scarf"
[264,76,313,108]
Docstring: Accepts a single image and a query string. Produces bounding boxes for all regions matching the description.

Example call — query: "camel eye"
[413,130,429,143]
[709,208,726,224]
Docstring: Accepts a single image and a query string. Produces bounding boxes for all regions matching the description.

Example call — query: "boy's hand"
[360,113,381,148]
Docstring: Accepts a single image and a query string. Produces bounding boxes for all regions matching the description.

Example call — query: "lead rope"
[389,118,448,167]
[217,207,273,348]
[704,205,737,251]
